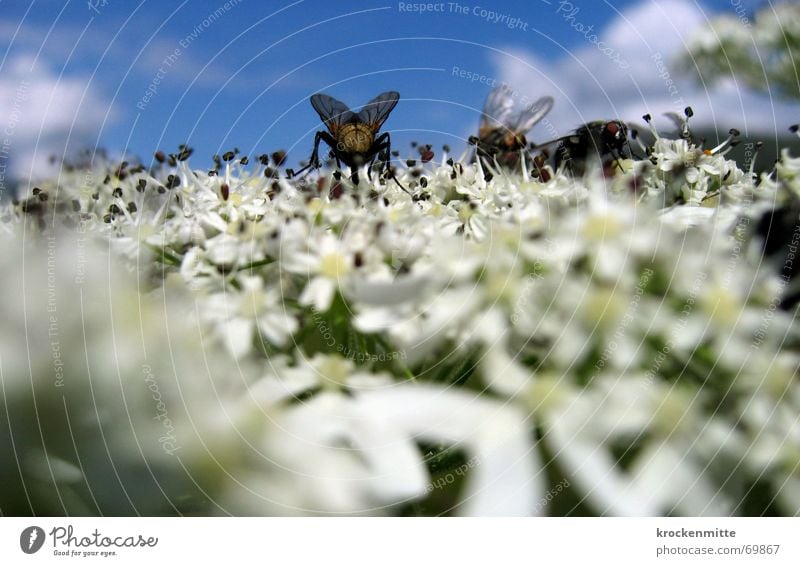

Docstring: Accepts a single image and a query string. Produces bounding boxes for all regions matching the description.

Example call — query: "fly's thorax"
[504,132,526,151]
[337,123,374,154]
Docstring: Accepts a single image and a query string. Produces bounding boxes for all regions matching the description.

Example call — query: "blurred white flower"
[202,275,298,359]
[5,129,800,516]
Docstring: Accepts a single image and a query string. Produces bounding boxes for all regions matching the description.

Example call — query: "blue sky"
[0,0,784,177]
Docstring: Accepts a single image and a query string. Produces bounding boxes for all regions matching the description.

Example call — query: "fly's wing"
[662,111,684,132]
[509,96,554,135]
[530,128,576,150]
[356,91,400,132]
[310,93,355,135]
[662,111,695,141]
[479,84,515,136]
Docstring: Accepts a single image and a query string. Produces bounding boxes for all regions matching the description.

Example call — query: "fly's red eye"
[605,122,619,136]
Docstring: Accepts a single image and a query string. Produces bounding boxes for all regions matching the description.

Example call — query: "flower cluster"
[2,132,798,516]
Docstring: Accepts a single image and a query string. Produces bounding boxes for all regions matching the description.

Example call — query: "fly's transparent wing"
[310,93,355,134]
[662,111,684,131]
[662,111,694,140]
[509,96,554,134]
[479,84,515,133]
[356,91,400,132]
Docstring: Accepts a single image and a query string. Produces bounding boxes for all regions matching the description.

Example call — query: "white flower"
[222,355,540,516]
[286,234,355,312]
[8,127,800,516]
[653,138,695,172]
[546,377,740,515]
[202,275,298,359]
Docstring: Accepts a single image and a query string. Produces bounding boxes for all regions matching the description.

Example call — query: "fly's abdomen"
[338,123,374,154]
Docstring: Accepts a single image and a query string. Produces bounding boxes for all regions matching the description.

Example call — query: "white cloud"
[0,53,114,183]
[493,0,796,141]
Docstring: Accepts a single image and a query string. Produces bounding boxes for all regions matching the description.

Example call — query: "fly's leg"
[609,148,626,173]
[365,132,391,183]
[369,133,410,194]
[371,133,409,194]
[286,131,337,179]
